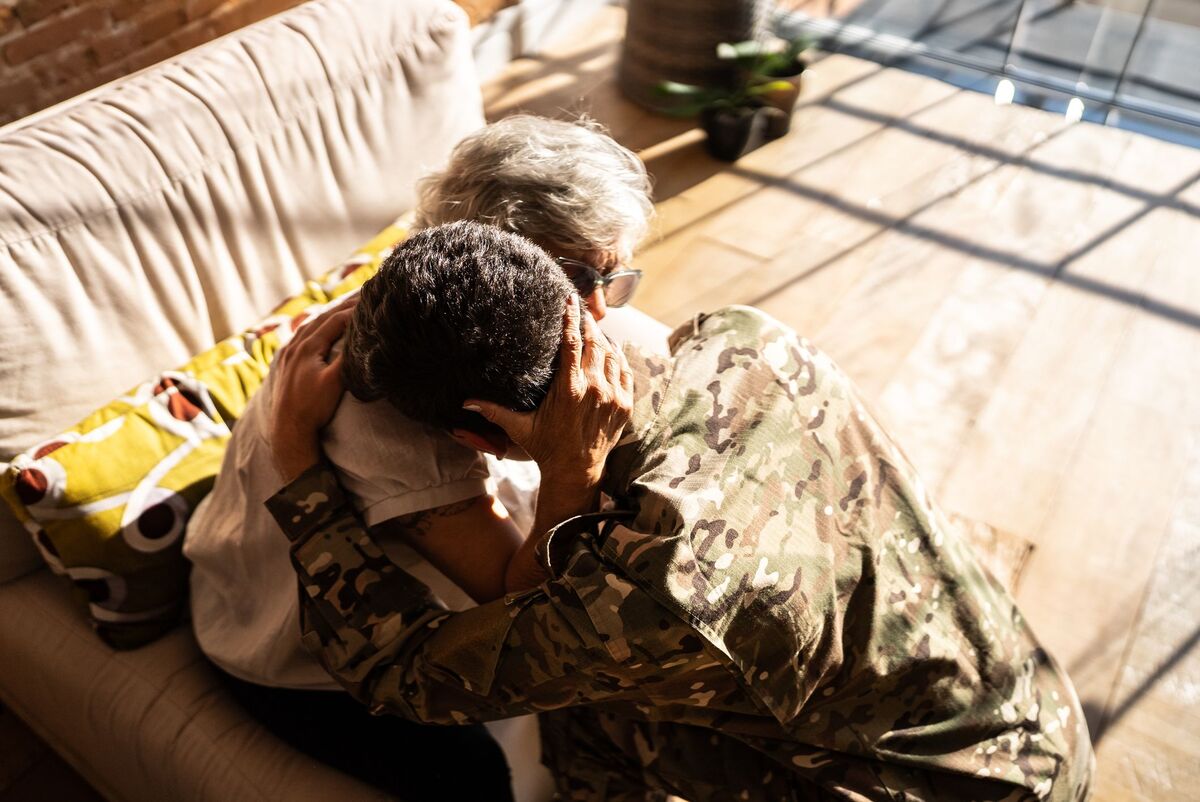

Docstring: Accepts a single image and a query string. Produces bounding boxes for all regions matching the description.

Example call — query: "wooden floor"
[483,7,1200,801]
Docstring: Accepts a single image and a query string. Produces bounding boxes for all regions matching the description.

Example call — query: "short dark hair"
[342,220,574,433]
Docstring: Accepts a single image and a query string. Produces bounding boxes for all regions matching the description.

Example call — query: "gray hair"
[414,115,654,265]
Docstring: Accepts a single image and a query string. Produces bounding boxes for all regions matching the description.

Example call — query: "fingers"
[331,289,362,309]
[559,294,583,376]
[290,304,354,360]
[602,335,622,388]
[323,348,345,382]
[304,349,346,413]
[463,400,533,446]
[582,312,628,408]
[313,304,355,343]
[579,306,607,379]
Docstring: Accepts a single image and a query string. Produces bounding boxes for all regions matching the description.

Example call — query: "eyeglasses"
[554,257,643,308]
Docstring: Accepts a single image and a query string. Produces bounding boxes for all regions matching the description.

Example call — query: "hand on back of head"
[464,293,633,489]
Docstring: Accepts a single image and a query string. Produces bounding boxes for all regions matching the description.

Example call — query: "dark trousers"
[214,665,515,801]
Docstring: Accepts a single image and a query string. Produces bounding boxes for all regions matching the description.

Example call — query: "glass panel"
[777,0,1200,146]
[1118,0,1200,121]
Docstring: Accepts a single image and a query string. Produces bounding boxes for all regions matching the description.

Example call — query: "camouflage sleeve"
[266,463,731,724]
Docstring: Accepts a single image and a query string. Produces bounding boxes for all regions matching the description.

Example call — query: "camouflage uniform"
[266,307,1094,802]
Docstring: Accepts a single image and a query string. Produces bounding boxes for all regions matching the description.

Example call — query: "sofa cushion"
[0,223,408,648]
[0,0,485,584]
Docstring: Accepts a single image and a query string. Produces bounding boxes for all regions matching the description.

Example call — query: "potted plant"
[657,37,811,161]
[657,75,792,162]
[717,37,811,125]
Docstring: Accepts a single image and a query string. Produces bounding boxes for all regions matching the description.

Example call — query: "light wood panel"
[944,205,1190,694]
[1026,205,1200,802]
[1094,441,1200,800]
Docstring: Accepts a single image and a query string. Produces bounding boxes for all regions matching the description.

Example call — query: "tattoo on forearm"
[391,497,477,538]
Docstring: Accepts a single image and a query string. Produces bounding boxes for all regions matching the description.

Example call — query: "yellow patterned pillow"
[0,222,407,649]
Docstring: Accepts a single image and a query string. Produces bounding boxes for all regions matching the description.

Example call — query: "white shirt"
[184,367,539,690]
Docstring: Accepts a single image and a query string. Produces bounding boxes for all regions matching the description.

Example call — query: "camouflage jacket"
[267,306,1092,801]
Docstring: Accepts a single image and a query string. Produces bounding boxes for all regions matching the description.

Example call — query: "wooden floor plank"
[940,203,1196,760]
[781,124,1137,481]
[633,235,767,327]
[651,197,883,323]
[935,132,1198,530]
[668,72,965,261]
[640,85,1036,332]
[868,255,1048,487]
[1034,206,1200,802]
[804,232,968,399]
[481,6,701,157]
[1092,409,1200,802]
[870,144,1141,495]
[648,81,1078,375]
[481,6,624,114]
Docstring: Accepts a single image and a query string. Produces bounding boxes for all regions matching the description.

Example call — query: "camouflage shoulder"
[672,306,796,349]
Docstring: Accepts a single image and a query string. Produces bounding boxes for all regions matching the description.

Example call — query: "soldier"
[265,221,1094,801]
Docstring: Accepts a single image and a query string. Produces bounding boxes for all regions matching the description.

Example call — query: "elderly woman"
[183,115,654,801]
[416,114,652,319]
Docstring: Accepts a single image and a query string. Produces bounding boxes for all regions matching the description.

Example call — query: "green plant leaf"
[747,79,795,95]
[653,81,727,116]
[783,35,814,63]
[717,40,765,60]
[656,80,708,97]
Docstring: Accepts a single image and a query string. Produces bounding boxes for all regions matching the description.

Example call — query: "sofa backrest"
[0,0,485,581]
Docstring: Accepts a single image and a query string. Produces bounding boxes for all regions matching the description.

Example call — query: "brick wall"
[0,0,514,127]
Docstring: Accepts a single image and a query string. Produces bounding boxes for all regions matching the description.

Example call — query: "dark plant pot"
[700,105,789,161]
[759,68,804,131]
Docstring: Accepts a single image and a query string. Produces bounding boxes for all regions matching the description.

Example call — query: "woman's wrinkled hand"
[268,300,356,483]
[466,294,633,493]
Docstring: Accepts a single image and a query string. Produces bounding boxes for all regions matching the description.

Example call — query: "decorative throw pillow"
[0,221,408,649]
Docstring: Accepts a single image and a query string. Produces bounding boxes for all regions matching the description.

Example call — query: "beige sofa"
[0,1,667,798]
